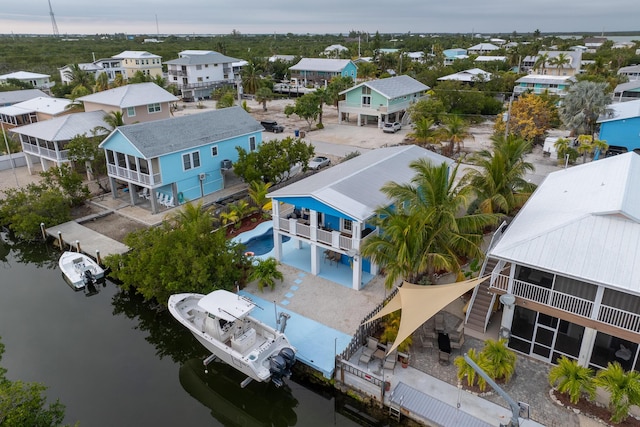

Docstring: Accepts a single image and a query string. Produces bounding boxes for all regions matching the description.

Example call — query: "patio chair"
[383,347,398,372]
[358,336,378,366]
[138,187,149,200]
[419,330,436,353]
[157,193,167,207]
[165,195,175,208]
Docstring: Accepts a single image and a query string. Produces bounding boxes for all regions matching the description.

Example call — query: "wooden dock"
[45,221,129,260]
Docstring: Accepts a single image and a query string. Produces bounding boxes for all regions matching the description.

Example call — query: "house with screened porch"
[268,145,452,290]
[466,152,640,372]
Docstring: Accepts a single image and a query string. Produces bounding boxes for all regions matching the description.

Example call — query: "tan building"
[112,51,163,80]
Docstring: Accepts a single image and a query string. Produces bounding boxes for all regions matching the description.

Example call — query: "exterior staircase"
[465,257,499,333]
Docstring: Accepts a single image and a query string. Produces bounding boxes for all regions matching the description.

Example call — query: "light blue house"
[514,75,575,97]
[337,75,429,127]
[289,58,357,87]
[598,99,640,153]
[443,48,468,66]
[268,145,453,290]
[99,107,263,214]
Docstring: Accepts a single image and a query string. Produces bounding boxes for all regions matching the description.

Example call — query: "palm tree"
[64,64,95,93]
[407,118,438,147]
[168,201,209,230]
[549,53,571,75]
[248,180,272,217]
[361,160,498,287]
[313,87,332,127]
[595,361,640,424]
[559,81,610,137]
[533,53,550,73]
[357,61,378,80]
[548,356,596,404]
[229,200,256,228]
[437,115,472,156]
[94,72,110,92]
[464,134,536,216]
[454,348,487,390]
[479,339,516,383]
[241,61,263,95]
[255,86,274,111]
[151,74,166,89]
[248,257,284,291]
[94,111,125,134]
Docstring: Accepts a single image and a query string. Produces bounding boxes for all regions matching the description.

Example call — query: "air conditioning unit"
[198,173,206,181]
[221,159,232,170]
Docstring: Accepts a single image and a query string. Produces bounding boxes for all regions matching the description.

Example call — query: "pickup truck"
[260,120,285,133]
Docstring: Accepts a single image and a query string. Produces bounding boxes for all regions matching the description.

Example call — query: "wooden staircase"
[465,257,499,333]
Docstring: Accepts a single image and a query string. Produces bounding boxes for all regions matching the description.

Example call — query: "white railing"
[489,272,509,292]
[338,234,353,250]
[295,222,310,239]
[551,292,593,318]
[598,306,640,334]
[317,229,333,246]
[278,217,290,233]
[107,164,159,185]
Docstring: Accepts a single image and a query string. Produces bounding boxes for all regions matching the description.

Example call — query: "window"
[249,136,256,151]
[341,218,353,233]
[211,146,218,156]
[196,65,202,70]
[362,96,371,107]
[127,107,136,117]
[182,151,201,170]
[147,103,161,113]
[362,86,371,95]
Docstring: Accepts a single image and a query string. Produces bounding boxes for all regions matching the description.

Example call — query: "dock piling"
[76,240,81,253]
[57,231,63,249]
[96,250,101,265]
[40,223,46,240]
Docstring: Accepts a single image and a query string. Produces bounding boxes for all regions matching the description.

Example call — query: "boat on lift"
[168,290,296,387]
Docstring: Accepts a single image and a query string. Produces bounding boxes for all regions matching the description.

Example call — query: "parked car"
[308,156,331,170]
[382,122,402,133]
[260,120,285,133]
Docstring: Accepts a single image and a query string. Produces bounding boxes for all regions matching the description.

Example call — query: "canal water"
[0,231,383,427]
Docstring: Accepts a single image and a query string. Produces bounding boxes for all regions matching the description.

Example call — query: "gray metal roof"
[0,89,49,106]
[614,80,640,93]
[516,74,576,85]
[437,68,491,82]
[618,64,640,74]
[390,382,492,427]
[164,51,240,66]
[9,111,108,141]
[268,145,453,222]
[289,58,353,72]
[490,152,640,295]
[0,97,70,116]
[598,99,640,123]
[340,75,429,99]
[107,106,263,159]
[77,82,178,108]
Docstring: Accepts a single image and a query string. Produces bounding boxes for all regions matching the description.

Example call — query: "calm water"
[0,231,381,427]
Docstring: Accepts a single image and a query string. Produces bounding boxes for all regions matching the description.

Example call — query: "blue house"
[289,58,357,87]
[99,107,263,214]
[598,100,640,154]
[268,145,453,290]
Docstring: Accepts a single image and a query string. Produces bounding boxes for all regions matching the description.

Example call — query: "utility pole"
[504,94,514,139]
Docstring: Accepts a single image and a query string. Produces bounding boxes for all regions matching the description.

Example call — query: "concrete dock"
[45,221,129,259]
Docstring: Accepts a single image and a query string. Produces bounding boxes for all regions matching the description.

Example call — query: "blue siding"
[600,117,640,151]
[100,131,144,157]
[341,62,358,81]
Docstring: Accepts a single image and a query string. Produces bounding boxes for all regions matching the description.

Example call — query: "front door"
[530,313,558,362]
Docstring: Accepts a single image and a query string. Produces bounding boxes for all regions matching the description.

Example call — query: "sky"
[1,1,638,36]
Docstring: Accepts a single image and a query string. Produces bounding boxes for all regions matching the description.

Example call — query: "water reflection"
[0,229,58,267]
[180,358,298,427]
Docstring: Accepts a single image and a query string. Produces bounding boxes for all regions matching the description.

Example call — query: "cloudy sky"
[1,1,638,36]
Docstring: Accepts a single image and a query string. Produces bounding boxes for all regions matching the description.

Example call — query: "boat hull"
[58,251,105,289]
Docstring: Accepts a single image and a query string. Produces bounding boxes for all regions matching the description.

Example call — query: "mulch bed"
[225,213,268,238]
[552,389,640,427]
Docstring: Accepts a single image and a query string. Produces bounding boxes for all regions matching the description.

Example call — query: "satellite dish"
[499,293,516,308]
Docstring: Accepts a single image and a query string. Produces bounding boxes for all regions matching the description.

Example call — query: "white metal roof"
[474,56,506,62]
[598,99,640,123]
[9,110,108,141]
[77,82,178,108]
[490,153,640,294]
[437,68,491,82]
[516,74,576,85]
[290,58,353,73]
[467,43,500,51]
[0,97,70,116]
[0,89,49,106]
[269,145,453,222]
[112,50,160,59]
[0,71,50,80]
[198,290,255,321]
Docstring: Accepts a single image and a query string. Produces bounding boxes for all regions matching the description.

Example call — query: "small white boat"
[58,251,105,290]
[169,290,296,387]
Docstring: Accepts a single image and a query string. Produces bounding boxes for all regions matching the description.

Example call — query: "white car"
[383,122,402,133]
[308,156,331,170]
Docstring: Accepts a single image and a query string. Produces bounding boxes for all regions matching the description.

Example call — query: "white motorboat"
[169,290,296,387]
[58,251,105,290]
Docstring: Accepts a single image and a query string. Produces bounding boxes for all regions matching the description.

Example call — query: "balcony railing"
[275,216,374,254]
[490,273,640,333]
[107,164,160,185]
[22,144,68,161]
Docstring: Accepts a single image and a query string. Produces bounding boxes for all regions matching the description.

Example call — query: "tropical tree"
[217,91,236,109]
[464,134,536,216]
[129,70,150,84]
[234,137,314,184]
[437,115,472,156]
[284,93,322,130]
[168,200,210,229]
[494,93,553,144]
[247,257,284,291]
[379,311,413,353]
[559,81,610,137]
[361,160,498,287]
[357,61,378,80]
[478,339,516,383]
[407,117,438,147]
[255,86,274,111]
[454,347,487,390]
[241,61,264,95]
[94,72,110,92]
[94,110,125,134]
[228,200,256,228]
[595,361,640,424]
[408,97,446,124]
[325,76,354,107]
[63,63,94,94]
[533,53,550,73]
[575,134,609,163]
[248,180,273,217]
[151,74,167,89]
[553,137,579,165]
[548,356,596,404]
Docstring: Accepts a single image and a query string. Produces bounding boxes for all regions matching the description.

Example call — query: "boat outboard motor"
[278,348,296,377]
[83,269,95,286]
[269,354,287,388]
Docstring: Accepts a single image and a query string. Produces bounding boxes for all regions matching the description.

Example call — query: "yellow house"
[112,51,163,80]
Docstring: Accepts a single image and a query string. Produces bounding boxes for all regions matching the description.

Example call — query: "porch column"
[577,327,598,367]
[24,152,34,175]
[150,189,159,214]
[127,182,136,206]
[272,201,282,260]
[351,255,362,290]
[108,176,117,199]
[310,210,320,275]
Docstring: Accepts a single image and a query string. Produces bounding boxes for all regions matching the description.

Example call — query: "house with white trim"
[289,58,357,87]
[443,48,468,66]
[613,80,640,103]
[0,97,71,129]
[513,75,575,97]
[467,43,501,55]
[165,50,241,101]
[77,82,178,125]
[618,65,640,82]
[59,58,124,84]
[0,71,54,92]
[521,51,582,76]
[337,75,429,127]
[437,68,491,83]
[268,145,453,290]
[112,51,163,80]
[467,153,640,371]
[9,110,108,174]
[98,107,263,214]
[598,99,640,153]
